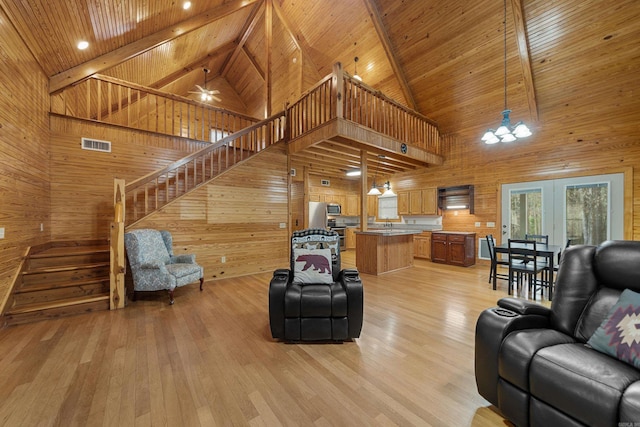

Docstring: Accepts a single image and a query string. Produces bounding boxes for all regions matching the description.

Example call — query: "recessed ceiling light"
[183,1,192,10]
[77,41,89,50]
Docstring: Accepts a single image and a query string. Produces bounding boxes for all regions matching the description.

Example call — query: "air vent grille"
[81,137,111,153]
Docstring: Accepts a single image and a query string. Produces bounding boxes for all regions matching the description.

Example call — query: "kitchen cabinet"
[344,194,360,216]
[414,232,432,259]
[346,227,357,249]
[325,194,346,207]
[397,188,437,215]
[431,232,476,266]
[398,192,409,215]
[367,195,378,218]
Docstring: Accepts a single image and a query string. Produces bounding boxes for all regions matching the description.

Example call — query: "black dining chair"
[507,239,549,300]
[553,239,574,272]
[525,234,549,244]
[486,234,509,289]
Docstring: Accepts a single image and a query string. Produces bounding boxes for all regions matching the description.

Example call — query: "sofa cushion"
[499,329,575,391]
[621,381,640,423]
[530,343,640,427]
[587,288,640,369]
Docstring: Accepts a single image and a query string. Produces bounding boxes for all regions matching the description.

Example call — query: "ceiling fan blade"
[208,89,220,95]
[211,95,222,102]
[195,85,206,92]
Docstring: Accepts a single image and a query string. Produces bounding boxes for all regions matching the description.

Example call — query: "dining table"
[493,242,563,300]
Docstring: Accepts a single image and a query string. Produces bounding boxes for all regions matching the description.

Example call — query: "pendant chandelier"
[481,0,532,144]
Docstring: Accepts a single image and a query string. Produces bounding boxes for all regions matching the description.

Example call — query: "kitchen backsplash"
[334,215,443,230]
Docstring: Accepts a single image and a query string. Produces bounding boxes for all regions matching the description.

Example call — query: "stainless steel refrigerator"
[308,202,328,229]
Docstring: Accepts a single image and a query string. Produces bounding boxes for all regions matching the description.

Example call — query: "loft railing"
[123,111,287,225]
[287,63,442,155]
[50,74,258,143]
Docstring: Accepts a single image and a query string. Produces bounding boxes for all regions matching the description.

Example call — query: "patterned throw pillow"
[587,289,640,368]
[292,248,333,285]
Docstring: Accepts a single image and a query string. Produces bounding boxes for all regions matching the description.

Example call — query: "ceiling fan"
[189,68,221,102]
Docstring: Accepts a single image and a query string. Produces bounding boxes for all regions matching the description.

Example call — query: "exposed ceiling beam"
[242,45,265,80]
[510,0,539,122]
[49,0,259,93]
[362,0,417,110]
[149,42,237,90]
[271,1,322,81]
[264,0,273,118]
[221,2,265,77]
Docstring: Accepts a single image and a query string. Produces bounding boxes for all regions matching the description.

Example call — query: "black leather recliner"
[475,240,640,426]
[269,229,363,341]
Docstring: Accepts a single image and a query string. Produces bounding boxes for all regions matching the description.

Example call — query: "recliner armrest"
[338,269,363,338]
[269,269,291,339]
[498,297,551,317]
[475,299,551,406]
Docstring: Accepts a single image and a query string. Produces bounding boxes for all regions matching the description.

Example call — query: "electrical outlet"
[0,228,4,239]
[487,222,496,227]
[279,222,286,229]
[221,256,226,263]
[475,222,481,227]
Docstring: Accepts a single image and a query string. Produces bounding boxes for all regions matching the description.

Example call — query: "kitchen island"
[355,229,422,275]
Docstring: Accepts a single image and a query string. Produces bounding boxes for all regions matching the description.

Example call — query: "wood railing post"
[110,178,126,310]
[333,62,344,119]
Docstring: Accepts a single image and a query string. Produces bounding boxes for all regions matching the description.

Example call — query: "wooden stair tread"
[23,262,110,275]
[15,278,109,294]
[6,294,110,315]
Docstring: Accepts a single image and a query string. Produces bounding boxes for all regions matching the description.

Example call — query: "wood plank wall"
[0,7,51,304]
[129,145,290,280]
[49,116,210,241]
[390,130,638,243]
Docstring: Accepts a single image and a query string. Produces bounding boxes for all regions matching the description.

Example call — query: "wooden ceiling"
[2,0,638,179]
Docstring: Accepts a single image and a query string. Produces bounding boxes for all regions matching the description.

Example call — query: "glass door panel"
[565,183,609,245]
[510,188,542,239]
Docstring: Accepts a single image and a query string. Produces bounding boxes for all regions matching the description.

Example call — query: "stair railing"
[123,111,287,225]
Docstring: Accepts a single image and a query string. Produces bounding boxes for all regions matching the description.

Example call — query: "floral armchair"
[124,229,204,304]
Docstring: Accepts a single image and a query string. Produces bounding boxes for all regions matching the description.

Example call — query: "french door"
[501,173,624,246]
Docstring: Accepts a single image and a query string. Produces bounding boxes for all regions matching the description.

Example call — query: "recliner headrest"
[593,240,640,292]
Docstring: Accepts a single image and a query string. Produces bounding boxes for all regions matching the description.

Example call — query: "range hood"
[438,185,474,213]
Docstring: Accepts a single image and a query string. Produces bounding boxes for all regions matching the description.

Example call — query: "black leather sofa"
[269,229,363,342]
[475,240,640,426]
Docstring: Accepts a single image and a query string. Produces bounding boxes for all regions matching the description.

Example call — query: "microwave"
[326,203,341,215]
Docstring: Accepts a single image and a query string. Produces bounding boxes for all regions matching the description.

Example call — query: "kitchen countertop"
[356,229,424,236]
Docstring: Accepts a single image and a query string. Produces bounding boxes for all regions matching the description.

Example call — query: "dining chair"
[554,239,574,272]
[525,234,549,244]
[486,234,509,289]
[507,239,549,300]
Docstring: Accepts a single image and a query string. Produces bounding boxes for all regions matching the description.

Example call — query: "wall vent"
[81,137,111,153]
[290,168,297,176]
[321,179,330,186]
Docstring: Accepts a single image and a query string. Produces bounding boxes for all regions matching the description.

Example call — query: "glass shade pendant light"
[367,155,382,195]
[482,0,532,144]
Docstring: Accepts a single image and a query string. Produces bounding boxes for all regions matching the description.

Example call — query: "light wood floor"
[0,253,520,426]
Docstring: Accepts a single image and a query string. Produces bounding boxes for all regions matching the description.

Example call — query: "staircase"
[3,241,111,326]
